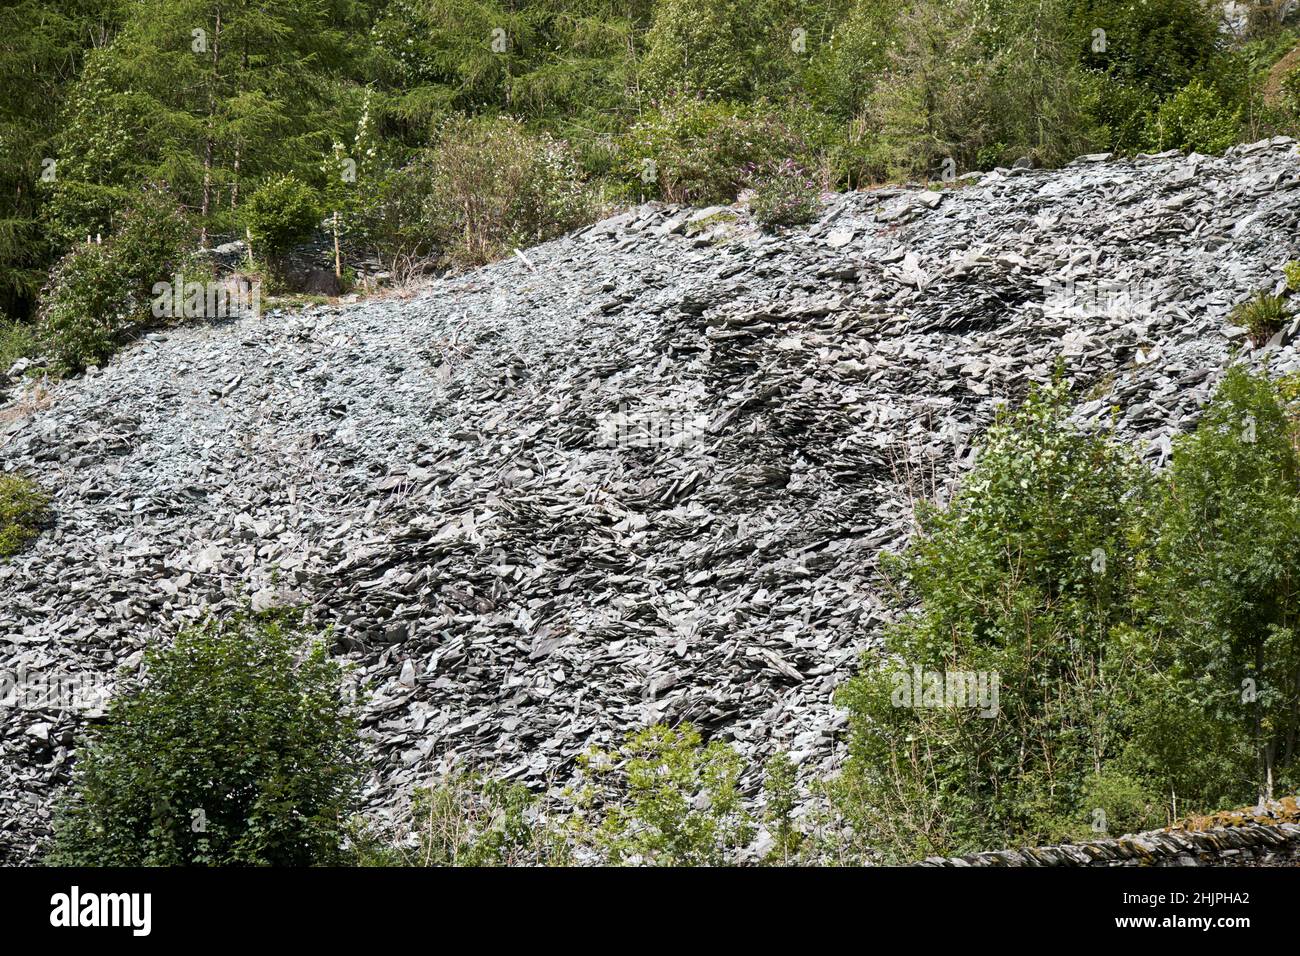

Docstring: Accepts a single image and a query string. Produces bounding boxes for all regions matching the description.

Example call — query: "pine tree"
[0,0,126,319]
[46,0,369,248]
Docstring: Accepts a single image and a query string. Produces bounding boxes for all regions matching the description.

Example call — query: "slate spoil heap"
[4,141,1300,862]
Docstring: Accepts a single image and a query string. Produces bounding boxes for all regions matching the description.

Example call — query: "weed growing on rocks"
[748,160,821,230]
[1232,290,1289,346]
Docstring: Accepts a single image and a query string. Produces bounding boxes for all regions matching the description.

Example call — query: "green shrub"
[621,98,810,204]
[804,0,899,120]
[1136,367,1300,806]
[38,187,195,372]
[0,316,39,374]
[1089,78,1160,153]
[1282,63,1300,120]
[761,751,805,864]
[370,115,595,272]
[1071,769,1165,839]
[241,175,320,273]
[748,159,821,229]
[835,373,1149,860]
[0,475,50,558]
[575,723,752,865]
[38,243,126,372]
[1071,0,1223,99]
[1231,291,1288,346]
[1141,79,1243,154]
[47,612,363,866]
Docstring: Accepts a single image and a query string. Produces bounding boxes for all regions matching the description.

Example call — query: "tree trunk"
[333,211,342,279]
[231,144,240,210]
[200,7,222,247]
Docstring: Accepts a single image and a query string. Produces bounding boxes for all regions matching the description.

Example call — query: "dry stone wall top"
[918,822,1300,867]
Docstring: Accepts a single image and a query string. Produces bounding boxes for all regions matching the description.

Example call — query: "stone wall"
[918,823,1300,867]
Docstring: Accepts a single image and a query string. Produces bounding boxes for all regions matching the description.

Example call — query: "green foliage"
[748,159,821,229]
[1137,367,1300,805]
[44,0,367,247]
[0,317,40,374]
[1285,261,1300,293]
[866,0,1100,178]
[838,365,1300,859]
[1071,0,1225,99]
[621,97,811,203]
[804,0,898,119]
[1087,78,1160,153]
[4,0,1288,334]
[47,611,363,866]
[1231,291,1289,346]
[0,475,50,559]
[1071,769,1165,839]
[38,244,127,371]
[38,187,195,372]
[577,723,752,865]
[642,0,765,100]
[0,1,126,320]
[367,771,568,866]
[241,175,321,267]
[836,373,1149,860]
[370,114,595,271]
[762,751,805,864]
[1141,79,1243,154]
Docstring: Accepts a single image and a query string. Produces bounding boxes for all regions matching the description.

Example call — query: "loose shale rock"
[4,141,1300,862]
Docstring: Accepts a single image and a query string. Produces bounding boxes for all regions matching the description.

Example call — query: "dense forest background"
[4,1,1300,337]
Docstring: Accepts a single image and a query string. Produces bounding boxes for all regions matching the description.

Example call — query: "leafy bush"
[369,115,595,272]
[39,187,195,372]
[1071,769,1165,839]
[39,243,128,372]
[748,160,820,229]
[575,723,752,865]
[835,374,1148,860]
[804,0,899,120]
[1089,78,1161,153]
[1135,367,1300,806]
[241,175,320,273]
[836,365,1300,860]
[621,98,811,204]
[1282,62,1300,120]
[1232,291,1289,345]
[0,316,39,374]
[0,475,49,558]
[1141,79,1243,154]
[47,612,363,866]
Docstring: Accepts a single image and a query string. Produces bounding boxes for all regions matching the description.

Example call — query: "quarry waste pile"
[4,139,1300,861]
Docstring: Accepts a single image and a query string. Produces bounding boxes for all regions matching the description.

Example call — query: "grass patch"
[265,293,333,310]
[1232,291,1289,346]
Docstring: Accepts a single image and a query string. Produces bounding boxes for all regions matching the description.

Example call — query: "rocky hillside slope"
[4,139,1300,862]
